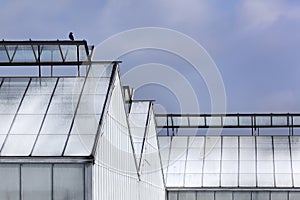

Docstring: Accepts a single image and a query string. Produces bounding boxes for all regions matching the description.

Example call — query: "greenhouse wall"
[0,163,90,200]
[168,191,300,200]
[93,68,140,200]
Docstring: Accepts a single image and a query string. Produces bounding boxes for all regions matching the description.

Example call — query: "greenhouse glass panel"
[215,192,232,200]
[55,78,84,95]
[32,135,68,156]
[0,164,20,200]
[21,164,51,200]
[47,94,79,114]
[233,192,251,200]
[1,135,36,156]
[178,192,196,200]
[270,192,288,200]
[252,192,269,200]
[18,94,51,114]
[53,164,84,200]
[196,191,214,200]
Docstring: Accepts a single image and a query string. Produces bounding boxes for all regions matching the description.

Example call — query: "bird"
[69,32,74,41]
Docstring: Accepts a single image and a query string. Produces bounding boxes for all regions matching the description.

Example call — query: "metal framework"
[156,113,300,136]
[0,40,94,77]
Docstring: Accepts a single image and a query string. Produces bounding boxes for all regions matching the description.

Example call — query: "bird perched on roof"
[69,32,74,41]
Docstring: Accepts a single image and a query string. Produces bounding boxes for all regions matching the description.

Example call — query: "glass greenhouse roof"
[158,136,300,188]
[0,62,116,157]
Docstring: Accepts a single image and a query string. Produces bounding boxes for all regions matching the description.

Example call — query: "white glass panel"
[166,173,184,187]
[215,192,232,200]
[189,116,205,126]
[0,135,6,151]
[204,147,221,160]
[21,164,51,200]
[233,192,251,200]
[185,161,203,173]
[169,149,187,161]
[0,164,20,200]
[239,116,252,126]
[130,102,150,113]
[257,160,273,173]
[184,174,202,187]
[292,161,300,173]
[172,116,189,126]
[221,173,238,187]
[158,137,171,149]
[55,78,84,94]
[188,137,204,148]
[130,127,146,142]
[18,95,51,114]
[40,114,73,135]
[64,134,95,156]
[240,148,255,160]
[27,78,57,94]
[171,137,188,148]
[48,94,79,114]
[252,192,269,200]
[275,160,291,173]
[0,114,14,134]
[222,148,238,160]
[204,160,220,173]
[206,116,221,126]
[293,173,300,187]
[1,135,36,156]
[53,164,84,200]
[205,136,221,148]
[10,114,43,135]
[291,137,300,160]
[77,94,105,115]
[187,148,204,160]
[240,136,255,148]
[71,114,100,134]
[289,192,300,200]
[256,116,271,126]
[271,192,288,200]
[239,173,256,187]
[257,173,274,187]
[32,135,68,156]
[178,192,196,200]
[168,160,186,173]
[223,136,238,147]
[257,148,273,161]
[203,175,219,186]
[272,116,288,126]
[275,173,292,187]
[87,64,112,78]
[168,192,178,200]
[223,116,238,126]
[129,113,148,128]
[82,78,109,94]
[221,161,238,186]
[240,160,256,173]
[0,95,23,114]
[197,192,214,200]
[159,148,170,162]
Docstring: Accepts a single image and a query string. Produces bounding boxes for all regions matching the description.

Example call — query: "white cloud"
[238,0,300,31]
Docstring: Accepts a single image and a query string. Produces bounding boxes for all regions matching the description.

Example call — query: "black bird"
[69,32,74,41]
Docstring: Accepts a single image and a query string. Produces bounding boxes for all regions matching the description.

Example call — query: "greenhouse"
[0,40,299,200]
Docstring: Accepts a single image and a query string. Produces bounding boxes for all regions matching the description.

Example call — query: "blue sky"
[1,0,300,113]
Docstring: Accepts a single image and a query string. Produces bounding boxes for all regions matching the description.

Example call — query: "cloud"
[238,0,300,31]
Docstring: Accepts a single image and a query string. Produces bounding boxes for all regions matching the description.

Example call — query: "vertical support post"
[77,44,80,76]
[38,45,41,77]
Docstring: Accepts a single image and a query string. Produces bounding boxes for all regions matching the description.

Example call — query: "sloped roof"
[0,63,115,157]
[159,136,300,188]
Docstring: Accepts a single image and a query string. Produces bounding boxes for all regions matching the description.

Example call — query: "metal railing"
[155,113,300,136]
